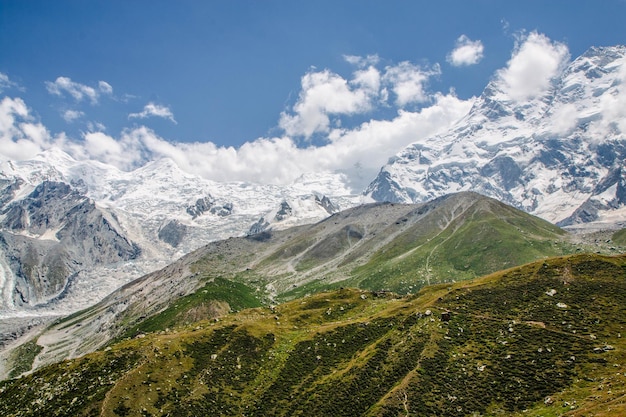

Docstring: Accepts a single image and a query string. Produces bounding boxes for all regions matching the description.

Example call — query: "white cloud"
[0,96,59,160]
[98,81,113,95]
[87,121,107,132]
[67,93,472,190]
[548,103,579,135]
[0,86,472,191]
[45,76,113,104]
[447,35,484,67]
[353,66,381,94]
[343,54,380,68]
[383,62,440,106]
[495,31,569,102]
[279,58,444,138]
[0,72,19,93]
[129,103,177,124]
[62,109,85,123]
[1,48,477,192]
[279,68,378,137]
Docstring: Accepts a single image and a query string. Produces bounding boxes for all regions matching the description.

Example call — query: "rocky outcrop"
[315,193,340,215]
[0,181,140,306]
[275,201,293,221]
[158,220,187,248]
[186,196,215,219]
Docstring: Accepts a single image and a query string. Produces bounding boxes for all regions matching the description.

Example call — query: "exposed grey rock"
[480,156,523,191]
[0,178,23,209]
[186,196,215,219]
[366,170,406,203]
[558,167,626,226]
[315,193,340,215]
[248,217,270,235]
[158,220,187,248]
[209,202,233,217]
[275,201,293,221]
[0,181,140,306]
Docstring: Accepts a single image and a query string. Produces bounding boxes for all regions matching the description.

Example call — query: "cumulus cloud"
[495,31,569,102]
[0,88,472,191]
[447,35,484,66]
[0,96,62,160]
[74,93,471,189]
[62,109,85,123]
[98,81,113,95]
[279,57,442,138]
[279,68,377,137]
[129,103,177,124]
[383,62,440,106]
[0,46,478,191]
[343,54,380,68]
[45,76,113,104]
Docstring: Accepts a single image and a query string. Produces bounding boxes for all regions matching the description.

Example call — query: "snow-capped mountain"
[366,46,626,226]
[0,149,364,317]
[3,45,626,332]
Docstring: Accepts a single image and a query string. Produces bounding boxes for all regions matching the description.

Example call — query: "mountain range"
[1,191,623,381]
[0,45,625,393]
[1,45,625,324]
[0,148,362,313]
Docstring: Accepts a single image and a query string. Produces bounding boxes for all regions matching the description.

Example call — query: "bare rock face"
[0,181,140,307]
[158,220,187,248]
[275,201,293,221]
[186,196,215,219]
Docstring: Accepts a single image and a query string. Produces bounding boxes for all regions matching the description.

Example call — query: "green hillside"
[1,253,624,417]
[279,193,571,299]
[1,192,601,380]
[613,228,626,246]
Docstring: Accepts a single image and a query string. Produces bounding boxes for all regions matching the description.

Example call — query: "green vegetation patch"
[353,202,568,294]
[613,228,626,246]
[120,277,263,338]
[7,339,43,379]
[382,312,594,416]
[1,254,625,416]
[0,348,141,417]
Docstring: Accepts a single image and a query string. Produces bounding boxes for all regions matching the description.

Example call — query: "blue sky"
[1,1,626,188]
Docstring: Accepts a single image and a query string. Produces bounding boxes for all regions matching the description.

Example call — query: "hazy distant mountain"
[366,46,626,226]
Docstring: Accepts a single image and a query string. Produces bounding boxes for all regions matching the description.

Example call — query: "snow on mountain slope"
[0,149,364,318]
[366,46,626,225]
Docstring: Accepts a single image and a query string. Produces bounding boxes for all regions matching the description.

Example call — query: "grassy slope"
[285,197,571,298]
[116,277,263,340]
[0,194,602,382]
[1,253,624,417]
[613,228,626,246]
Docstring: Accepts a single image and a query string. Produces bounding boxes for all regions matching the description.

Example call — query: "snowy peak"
[366,45,626,225]
[0,149,362,316]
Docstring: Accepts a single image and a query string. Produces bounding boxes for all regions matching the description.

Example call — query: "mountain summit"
[366,45,626,226]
